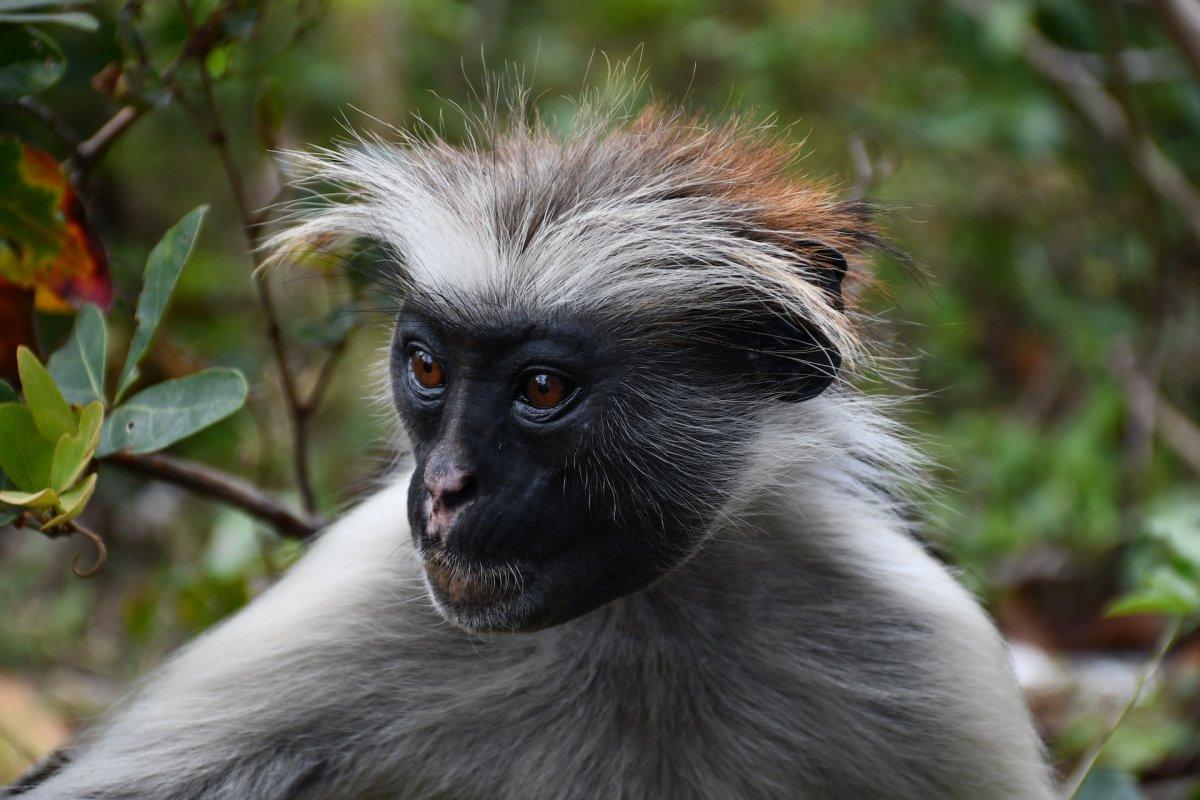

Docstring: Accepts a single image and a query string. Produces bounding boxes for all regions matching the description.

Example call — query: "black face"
[391,296,839,633]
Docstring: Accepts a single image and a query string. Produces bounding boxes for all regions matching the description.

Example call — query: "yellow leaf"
[42,472,96,529]
[0,487,58,509]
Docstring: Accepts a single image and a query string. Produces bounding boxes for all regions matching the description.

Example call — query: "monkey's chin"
[420,555,551,633]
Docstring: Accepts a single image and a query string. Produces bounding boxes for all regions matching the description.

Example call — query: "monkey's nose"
[425,466,477,516]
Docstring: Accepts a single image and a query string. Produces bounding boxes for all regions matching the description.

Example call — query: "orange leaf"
[0,135,112,315]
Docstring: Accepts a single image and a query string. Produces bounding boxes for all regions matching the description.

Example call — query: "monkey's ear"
[798,242,849,313]
[742,316,841,403]
[742,243,849,402]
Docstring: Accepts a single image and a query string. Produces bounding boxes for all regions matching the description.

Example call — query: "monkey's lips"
[420,551,525,614]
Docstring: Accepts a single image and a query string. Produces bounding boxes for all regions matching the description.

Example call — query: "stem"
[104,451,325,538]
[75,106,145,169]
[300,335,350,416]
[176,0,319,514]
[65,519,107,578]
[1063,616,1185,799]
[1151,0,1200,87]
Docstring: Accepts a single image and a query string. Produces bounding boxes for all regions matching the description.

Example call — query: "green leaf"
[0,26,64,101]
[0,402,53,490]
[115,206,209,403]
[1108,567,1200,617]
[99,368,248,456]
[42,471,95,529]
[18,345,74,441]
[1146,496,1200,575]
[0,486,57,508]
[0,11,98,30]
[0,379,14,404]
[50,400,102,491]
[47,304,108,405]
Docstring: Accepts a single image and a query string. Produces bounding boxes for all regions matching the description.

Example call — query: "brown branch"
[175,0,319,514]
[75,105,145,169]
[1111,346,1200,478]
[66,5,227,175]
[299,334,350,416]
[105,451,326,538]
[1151,0,1200,87]
[947,0,1200,248]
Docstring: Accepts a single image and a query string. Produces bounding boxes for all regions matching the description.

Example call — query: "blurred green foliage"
[1,0,1199,793]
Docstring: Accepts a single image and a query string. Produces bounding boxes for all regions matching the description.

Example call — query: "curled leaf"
[0,486,58,509]
[42,471,96,529]
[50,400,102,491]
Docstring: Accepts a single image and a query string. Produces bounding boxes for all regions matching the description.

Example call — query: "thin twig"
[1099,0,1147,142]
[104,451,326,538]
[1150,0,1200,87]
[300,335,350,416]
[176,0,319,514]
[74,106,145,170]
[64,519,107,578]
[1063,616,1185,799]
[1112,348,1200,477]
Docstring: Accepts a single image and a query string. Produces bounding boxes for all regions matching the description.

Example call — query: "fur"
[7,89,1056,799]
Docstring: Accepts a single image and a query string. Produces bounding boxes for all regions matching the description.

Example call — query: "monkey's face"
[391,296,837,633]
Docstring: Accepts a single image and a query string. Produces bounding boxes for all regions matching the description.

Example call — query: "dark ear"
[798,242,849,312]
[738,243,849,402]
[741,315,841,403]
[724,242,850,402]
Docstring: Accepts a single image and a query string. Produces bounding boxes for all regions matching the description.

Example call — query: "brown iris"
[410,350,444,389]
[523,373,568,409]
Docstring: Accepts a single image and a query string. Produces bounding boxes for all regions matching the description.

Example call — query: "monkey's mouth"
[420,548,526,616]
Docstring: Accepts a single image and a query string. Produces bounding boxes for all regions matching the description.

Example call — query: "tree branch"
[1112,347,1200,478]
[176,0,319,515]
[1064,616,1185,799]
[74,105,145,170]
[947,0,1200,248]
[1151,0,1200,87]
[104,451,325,538]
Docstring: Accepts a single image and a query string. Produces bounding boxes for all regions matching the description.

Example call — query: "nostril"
[425,468,477,512]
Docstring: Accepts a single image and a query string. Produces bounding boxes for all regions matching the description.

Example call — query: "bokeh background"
[2,0,1199,796]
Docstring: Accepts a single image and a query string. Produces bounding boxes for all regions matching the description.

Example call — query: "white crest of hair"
[267,81,863,364]
[9,81,1056,800]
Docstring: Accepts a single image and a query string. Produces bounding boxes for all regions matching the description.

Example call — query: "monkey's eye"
[518,371,577,412]
[409,350,445,390]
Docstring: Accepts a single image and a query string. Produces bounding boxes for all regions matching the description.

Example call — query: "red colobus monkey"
[6,96,1054,800]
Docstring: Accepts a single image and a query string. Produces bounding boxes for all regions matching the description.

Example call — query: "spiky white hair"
[265,91,881,370]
